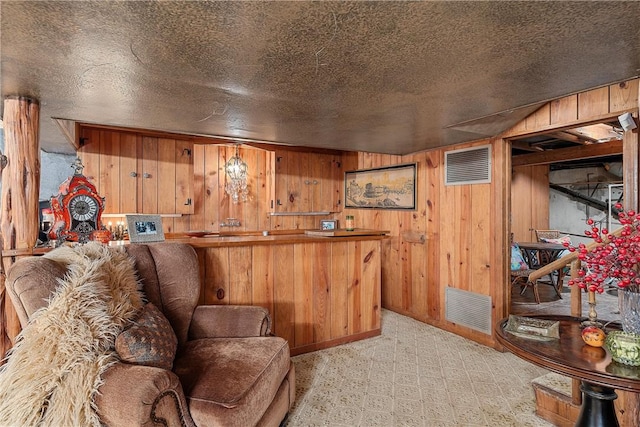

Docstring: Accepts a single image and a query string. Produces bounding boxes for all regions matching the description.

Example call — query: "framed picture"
[320,219,338,230]
[344,163,416,209]
[126,214,165,243]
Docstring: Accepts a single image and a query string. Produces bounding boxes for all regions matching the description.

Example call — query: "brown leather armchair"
[6,242,295,427]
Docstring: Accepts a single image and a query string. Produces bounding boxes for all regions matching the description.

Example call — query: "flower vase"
[604,289,640,366]
[619,288,640,335]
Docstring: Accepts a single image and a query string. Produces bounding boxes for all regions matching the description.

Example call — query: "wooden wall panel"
[203,247,229,305]
[525,104,551,131]
[273,245,295,342]
[347,241,362,335]
[141,137,158,214]
[252,245,274,315]
[203,146,221,231]
[578,86,610,120]
[510,165,550,242]
[99,131,120,214]
[229,246,251,305]
[610,79,639,113]
[491,138,510,322]
[119,133,139,213]
[78,128,102,191]
[175,139,193,216]
[312,242,330,343]
[157,138,176,232]
[359,239,381,331]
[190,144,206,231]
[550,95,578,125]
[470,184,492,296]
[294,243,313,347]
[424,150,441,320]
[330,241,349,339]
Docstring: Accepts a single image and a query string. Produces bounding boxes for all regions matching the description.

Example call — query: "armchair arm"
[96,362,195,427]
[189,305,271,339]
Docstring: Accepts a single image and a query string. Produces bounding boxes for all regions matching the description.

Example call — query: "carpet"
[286,310,552,427]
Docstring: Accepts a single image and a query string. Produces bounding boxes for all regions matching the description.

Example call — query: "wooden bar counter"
[170,230,387,355]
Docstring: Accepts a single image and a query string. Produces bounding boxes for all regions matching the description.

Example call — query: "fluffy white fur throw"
[0,242,143,427]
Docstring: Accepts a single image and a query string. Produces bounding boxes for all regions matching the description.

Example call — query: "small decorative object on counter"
[345,215,355,231]
[604,331,640,366]
[581,325,606,347]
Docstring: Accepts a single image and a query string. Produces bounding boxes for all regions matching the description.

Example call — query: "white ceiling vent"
[445,145,491,185]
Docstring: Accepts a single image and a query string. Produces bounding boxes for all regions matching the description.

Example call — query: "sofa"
[4,242,295,426]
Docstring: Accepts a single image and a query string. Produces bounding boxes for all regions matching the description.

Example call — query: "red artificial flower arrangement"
[567,203,640,294]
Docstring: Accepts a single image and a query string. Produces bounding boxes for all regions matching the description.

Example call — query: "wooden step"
[531,373,580,427]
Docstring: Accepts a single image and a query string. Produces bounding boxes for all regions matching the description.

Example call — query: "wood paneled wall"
[339,139,509,347]
[511,165,550,242]
[504,79,638,137]
[191,144,272,232]
[196,239,381,355]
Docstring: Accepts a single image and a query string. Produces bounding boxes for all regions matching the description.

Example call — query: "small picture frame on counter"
[320,219,338,231]
[126,214,165,243]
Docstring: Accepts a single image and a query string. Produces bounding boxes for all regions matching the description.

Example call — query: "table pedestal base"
[575,382,619,427]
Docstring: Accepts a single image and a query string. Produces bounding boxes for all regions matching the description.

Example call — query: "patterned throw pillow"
[511,243,529,271]
[115,302,178,370]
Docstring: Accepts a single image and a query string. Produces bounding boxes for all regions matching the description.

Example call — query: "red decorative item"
[49,158,106,244]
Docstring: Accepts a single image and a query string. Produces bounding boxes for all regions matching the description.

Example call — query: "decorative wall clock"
[49,158,106,244]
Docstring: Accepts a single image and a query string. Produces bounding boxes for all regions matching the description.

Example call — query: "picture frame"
[126,214,165,243]
[344,163,416,209]
[320,219,338,231]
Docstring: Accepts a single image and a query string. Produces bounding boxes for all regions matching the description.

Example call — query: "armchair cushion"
[116,302,178,370]
[189,305,271,339]
[174,336,291,427]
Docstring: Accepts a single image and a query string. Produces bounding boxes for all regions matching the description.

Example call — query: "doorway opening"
[509,120,624,316]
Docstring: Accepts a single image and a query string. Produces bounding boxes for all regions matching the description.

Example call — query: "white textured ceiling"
[2,1,639,155]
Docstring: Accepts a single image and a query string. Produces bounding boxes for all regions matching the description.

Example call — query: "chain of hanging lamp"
[224,144,249,204]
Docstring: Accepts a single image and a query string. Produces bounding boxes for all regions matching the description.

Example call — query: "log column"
[0,96,40,359]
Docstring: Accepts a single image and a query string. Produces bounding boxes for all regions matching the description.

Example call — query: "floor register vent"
[445,287,492,335]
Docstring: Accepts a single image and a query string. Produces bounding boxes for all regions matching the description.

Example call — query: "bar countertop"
[168,229,389,248]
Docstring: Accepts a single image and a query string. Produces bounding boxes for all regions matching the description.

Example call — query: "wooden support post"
[0,96,40,360]
[622,113,639,212]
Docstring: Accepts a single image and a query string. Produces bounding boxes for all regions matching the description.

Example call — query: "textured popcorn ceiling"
[1,1,639,155]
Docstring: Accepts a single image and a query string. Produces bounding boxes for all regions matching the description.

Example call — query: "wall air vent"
[444,145,491,185]
[445,287,492,335]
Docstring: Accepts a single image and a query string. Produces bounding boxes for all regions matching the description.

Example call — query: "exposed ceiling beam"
[549,131,593,145]
[512,140,623,167]
[511,141,543,152]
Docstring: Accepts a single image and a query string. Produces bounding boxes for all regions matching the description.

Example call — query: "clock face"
[69,194,99,221]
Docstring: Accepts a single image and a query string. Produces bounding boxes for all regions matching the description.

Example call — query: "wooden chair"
[510,268,541,303]
[510,238,541,303]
